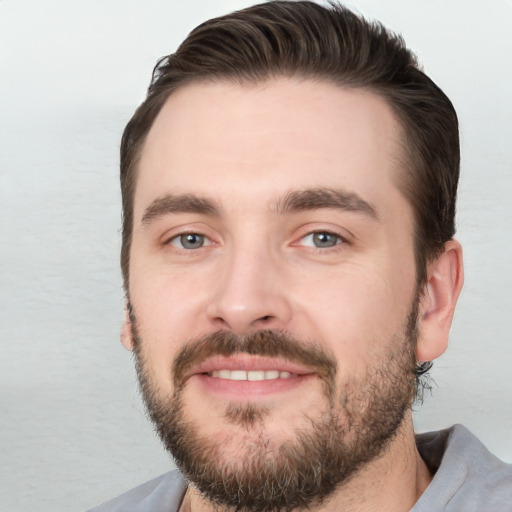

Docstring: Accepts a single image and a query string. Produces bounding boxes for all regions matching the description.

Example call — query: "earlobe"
[416,239,464,362]
[120,303,134,351]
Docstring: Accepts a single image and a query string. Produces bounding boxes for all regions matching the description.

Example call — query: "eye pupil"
[313,232,338,247]
[180,233,204,249]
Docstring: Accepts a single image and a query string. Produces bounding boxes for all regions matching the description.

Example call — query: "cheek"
[129,292,183,389]
[293,263,415,366]
[129,264,217,385]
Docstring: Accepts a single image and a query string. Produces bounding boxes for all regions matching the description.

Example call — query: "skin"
[123,78,464,512]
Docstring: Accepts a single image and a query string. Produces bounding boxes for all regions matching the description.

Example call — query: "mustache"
[172,329,338,392]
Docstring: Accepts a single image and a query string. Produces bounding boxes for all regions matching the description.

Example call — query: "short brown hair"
[120,0,459,290]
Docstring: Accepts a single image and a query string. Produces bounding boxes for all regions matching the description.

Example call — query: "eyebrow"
[140,187,378,226]
[274,187,379,220]
[141,194,221,225]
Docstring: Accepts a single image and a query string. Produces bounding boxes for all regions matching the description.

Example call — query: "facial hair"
[131,302,419,512]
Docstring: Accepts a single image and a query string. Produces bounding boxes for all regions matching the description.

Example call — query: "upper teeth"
[209,370,293,381]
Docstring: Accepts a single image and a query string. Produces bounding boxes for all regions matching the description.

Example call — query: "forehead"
[135,78,407,218]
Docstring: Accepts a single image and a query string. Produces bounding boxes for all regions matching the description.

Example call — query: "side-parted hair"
[120,0,459,291]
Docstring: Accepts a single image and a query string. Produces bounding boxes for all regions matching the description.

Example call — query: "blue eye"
[170,233,208,249]
[301,232,342,248]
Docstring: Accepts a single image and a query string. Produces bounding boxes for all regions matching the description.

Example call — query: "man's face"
[128,78,420,509]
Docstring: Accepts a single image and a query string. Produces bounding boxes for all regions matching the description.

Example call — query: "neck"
[183,413,432,512]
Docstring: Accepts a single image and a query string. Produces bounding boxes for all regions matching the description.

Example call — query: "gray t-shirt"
[88,425,512,512]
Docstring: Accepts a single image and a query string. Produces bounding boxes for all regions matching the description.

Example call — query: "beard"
[131,300,419,512]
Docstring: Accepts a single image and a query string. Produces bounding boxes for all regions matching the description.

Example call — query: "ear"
[120,302,134,351]
[416,239,464,362]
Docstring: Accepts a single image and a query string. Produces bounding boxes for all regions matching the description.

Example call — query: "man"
[90,1,512,511]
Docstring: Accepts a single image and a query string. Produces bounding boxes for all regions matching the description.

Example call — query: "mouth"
[187,355,314,398]
[207,370,295,381]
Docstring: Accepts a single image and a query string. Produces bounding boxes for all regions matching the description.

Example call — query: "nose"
[206,243,292,334]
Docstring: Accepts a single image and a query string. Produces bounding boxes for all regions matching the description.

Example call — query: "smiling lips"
[208,369,295,380]
[189,356,313,396]
[193,355,311,380]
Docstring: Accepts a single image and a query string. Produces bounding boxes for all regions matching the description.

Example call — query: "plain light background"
[1,1,511,511]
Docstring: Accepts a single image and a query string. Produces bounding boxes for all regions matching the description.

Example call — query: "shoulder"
[86,470,187,512]
[414,424,512,512]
